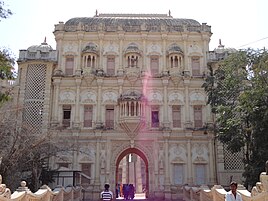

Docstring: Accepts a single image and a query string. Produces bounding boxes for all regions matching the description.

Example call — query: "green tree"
[0,48,15,79]
[0,48,16,105]
[0,0,12,20]
[203,48,268,188]
[0,1,15,103]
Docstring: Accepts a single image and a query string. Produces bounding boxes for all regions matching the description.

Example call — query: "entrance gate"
[115,148,149,198]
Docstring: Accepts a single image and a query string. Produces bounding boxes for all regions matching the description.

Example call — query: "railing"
[0,179,82,201]
[182,172,268,201]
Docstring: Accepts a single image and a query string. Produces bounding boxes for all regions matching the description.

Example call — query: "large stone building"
[14,13,243,200]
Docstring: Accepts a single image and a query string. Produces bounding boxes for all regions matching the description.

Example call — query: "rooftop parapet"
[54,13,211,33]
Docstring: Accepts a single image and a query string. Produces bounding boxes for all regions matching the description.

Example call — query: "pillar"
[74,78,81,127]
[52,79,61,124]
[164,138,170,190]
[187,140,193,184]
[208,139,216,184]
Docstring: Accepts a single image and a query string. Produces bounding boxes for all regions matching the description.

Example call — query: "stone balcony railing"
[182,171,268,201]
[0,179,82,201]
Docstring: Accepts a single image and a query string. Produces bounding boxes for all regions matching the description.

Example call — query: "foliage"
[0,48,16,79]
[0,102,75,191]
[0,1,12,21]
[203,48,268,188]
[0,48,15,105]
[0,1,15,103]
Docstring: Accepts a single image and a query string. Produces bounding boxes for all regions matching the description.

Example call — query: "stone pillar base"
[260,172,268,192]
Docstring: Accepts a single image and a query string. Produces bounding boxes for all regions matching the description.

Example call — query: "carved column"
[94,134,101,188]
[141,33,147,72]
[55,32,63,71]
[182,33,188,71]
[164,136,170,191]
[162,78,170,128]
[187,139,193,184]
[184,83,192,128]
[161,34,167,72]
[96,78,103,127]
[118,33,124,75]
[76,32,83,75]
[106,139,111,183]
[52,78,61,125]
[98,33,104,70]
[208,139,216,184]
[74,78,81,128]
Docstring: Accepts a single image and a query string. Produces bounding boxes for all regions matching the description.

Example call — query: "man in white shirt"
[225,181,243,201]
[100,183,113,201]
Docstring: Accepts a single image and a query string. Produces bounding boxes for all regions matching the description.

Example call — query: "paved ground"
[116,193,146,200]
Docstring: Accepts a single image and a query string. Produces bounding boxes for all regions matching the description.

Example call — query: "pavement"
[116,193,147,200]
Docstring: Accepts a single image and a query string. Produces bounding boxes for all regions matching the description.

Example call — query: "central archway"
[115,147,149,198]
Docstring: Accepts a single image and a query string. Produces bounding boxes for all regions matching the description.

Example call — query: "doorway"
[115,148,149,200]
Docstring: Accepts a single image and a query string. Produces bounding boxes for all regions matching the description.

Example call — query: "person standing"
[100,183,113,201]
[225,181,243,201]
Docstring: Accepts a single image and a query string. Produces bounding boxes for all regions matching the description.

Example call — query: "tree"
[0,48,15,79]
[0,1,15,103]
[203,48,268,188]
[0,1,12,21]
[0,102,75,191]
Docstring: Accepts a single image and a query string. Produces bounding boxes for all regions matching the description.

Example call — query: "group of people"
[100,180,243,201]
[116,183,135,200]
[100,183,136,201]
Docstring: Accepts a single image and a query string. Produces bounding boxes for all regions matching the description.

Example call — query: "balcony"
[118,91,147,137]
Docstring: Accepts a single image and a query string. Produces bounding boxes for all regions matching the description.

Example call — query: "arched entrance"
[115,148,149,199]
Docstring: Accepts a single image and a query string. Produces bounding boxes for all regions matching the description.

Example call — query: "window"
[41,52,49,58]
[105,105,114,129]
[150,56,159,76]
[58,163,69,169]
[174,56,179,67]
[195,164,206,185]
[28,52,36,58]
[192,57,200,76]
[151,106,159,128]
[65,56,74,75]
[84,105,93,127]
[172,105,181,128]
[81,163,91,185]
[194,105,202,128]
[128,55,138,67]
[173,164,183,185]
[107,56,115,75]
[62,105,71,127]
[82,55,96,68]
[86,55,96,68]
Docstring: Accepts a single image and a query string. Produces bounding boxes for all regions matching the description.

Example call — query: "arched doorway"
[115,148,149,199]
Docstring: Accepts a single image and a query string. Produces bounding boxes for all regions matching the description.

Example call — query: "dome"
[82,43,98,53]
[125,43,141,54]
[167,44,183,54]
[27,38,53,53]
[119,91,146,101]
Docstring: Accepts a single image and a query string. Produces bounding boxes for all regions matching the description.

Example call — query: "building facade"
[14,13,243,200]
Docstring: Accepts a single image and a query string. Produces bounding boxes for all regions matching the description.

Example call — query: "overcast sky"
[1,0,268,62]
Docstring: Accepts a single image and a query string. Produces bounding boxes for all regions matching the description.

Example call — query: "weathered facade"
[14,13,243,200]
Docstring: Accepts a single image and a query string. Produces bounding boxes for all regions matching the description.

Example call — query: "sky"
[1,0,268,67]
